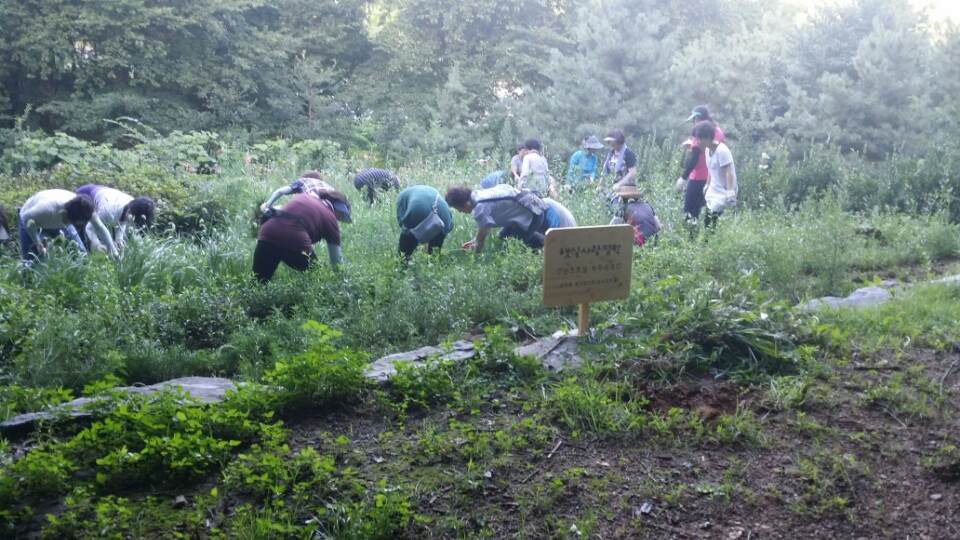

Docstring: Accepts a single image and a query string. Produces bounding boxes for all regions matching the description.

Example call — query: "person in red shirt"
[253,193,344,283]
[677,105,725,228]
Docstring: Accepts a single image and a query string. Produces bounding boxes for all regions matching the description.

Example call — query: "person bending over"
[18,190,105,263]
[76,184,154,253]
[252,193,344,283]
[445,184,558,254]
[396,185,455,257]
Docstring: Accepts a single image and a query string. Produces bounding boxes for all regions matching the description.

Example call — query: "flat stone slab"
[802,275,960,311]
[364,340,477,382]
[0,377,236,435]
[516,335,583,371]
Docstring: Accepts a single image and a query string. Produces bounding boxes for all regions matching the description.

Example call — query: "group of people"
[6,110,735,283]
[11,186,155,266]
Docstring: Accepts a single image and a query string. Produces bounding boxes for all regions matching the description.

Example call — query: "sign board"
[542,225,634,308]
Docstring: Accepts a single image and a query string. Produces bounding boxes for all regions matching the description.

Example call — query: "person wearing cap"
[565,135,605,187]
[678,106,725,227]
[396,185,455,257]
[612,186,661,248]
[75,184,154,254]
[694,121,738,228]
[600,129,638,190]
[509,144,525,183]
[354,167,401,204]
[445,184,558,254]
[252,192,344,283]
[261,170,335,213]
[17,189,103,263]
[518,138,557,197]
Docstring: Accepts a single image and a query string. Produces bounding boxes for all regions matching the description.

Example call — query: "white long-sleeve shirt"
[20,189,115,256]
[78,185,131,252]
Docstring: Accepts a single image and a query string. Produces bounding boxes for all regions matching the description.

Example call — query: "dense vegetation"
[1,0,958,161]
[1,0,959,536]
[0,130,958,537]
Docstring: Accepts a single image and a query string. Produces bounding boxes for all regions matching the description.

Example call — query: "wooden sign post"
[542,225,635,336]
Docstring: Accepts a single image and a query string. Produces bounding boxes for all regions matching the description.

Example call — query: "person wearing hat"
[75,184,155,254]
[252,192,344,282]
[396,185,455,257]
[261,170,335,213]
[600,129,638,190]
[678,106,725,228]
[445,184,558,254]
[17,189,104,263]
[694,121,737,228]
[612,186,661,248]
[354,167,401,204]
[565,135,605,187]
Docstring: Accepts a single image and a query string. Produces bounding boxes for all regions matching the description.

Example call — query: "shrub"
[262,322,370,411]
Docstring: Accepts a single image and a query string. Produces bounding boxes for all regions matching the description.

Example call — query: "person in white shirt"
[17,189,107,263]
[75,185,155,253]
[518,138,557,197]
[694,121,737,228]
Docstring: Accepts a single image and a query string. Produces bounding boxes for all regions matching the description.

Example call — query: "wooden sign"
[542,225,634,335]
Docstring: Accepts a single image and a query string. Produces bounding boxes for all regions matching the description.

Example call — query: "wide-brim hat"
[616,186,642,200]
[582,135,604,150]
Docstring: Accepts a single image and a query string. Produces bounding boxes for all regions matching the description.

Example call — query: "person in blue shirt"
[565,135,604,187]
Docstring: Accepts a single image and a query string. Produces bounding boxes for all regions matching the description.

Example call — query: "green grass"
[1,134,959,538]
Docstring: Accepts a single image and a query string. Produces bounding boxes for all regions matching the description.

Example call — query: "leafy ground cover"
[0,135,958,537]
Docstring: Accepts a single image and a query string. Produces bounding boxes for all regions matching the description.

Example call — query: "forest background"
[2,0,958,164]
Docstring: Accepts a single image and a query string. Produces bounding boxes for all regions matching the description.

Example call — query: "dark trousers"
[252,240,316,283]
[498,211,546,249]
[684,179,707,221]
[398,231,446,257]
[704,209,723,229]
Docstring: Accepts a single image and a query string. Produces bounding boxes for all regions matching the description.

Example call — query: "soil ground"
[282,346,960,539]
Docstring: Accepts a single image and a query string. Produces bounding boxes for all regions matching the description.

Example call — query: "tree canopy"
[1,0,956,160]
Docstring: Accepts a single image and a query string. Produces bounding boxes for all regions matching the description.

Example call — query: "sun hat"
[582,135,604,150]
[616,186,642,200]
[685,105,711,123]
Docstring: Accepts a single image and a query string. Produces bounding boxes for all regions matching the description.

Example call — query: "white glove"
[726,194,737,206]
[260,203,270,213]
[675,177,687,193]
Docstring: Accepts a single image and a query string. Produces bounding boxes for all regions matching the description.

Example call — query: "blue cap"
[331,200,352,223]
[686,105,710,123]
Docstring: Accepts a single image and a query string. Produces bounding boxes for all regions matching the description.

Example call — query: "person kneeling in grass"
[694,121,738,228]
[397,185,455,257]
[445,184,559,254]
[17,189,105,264]
[75,184,154,253]
[253,192,344,283]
